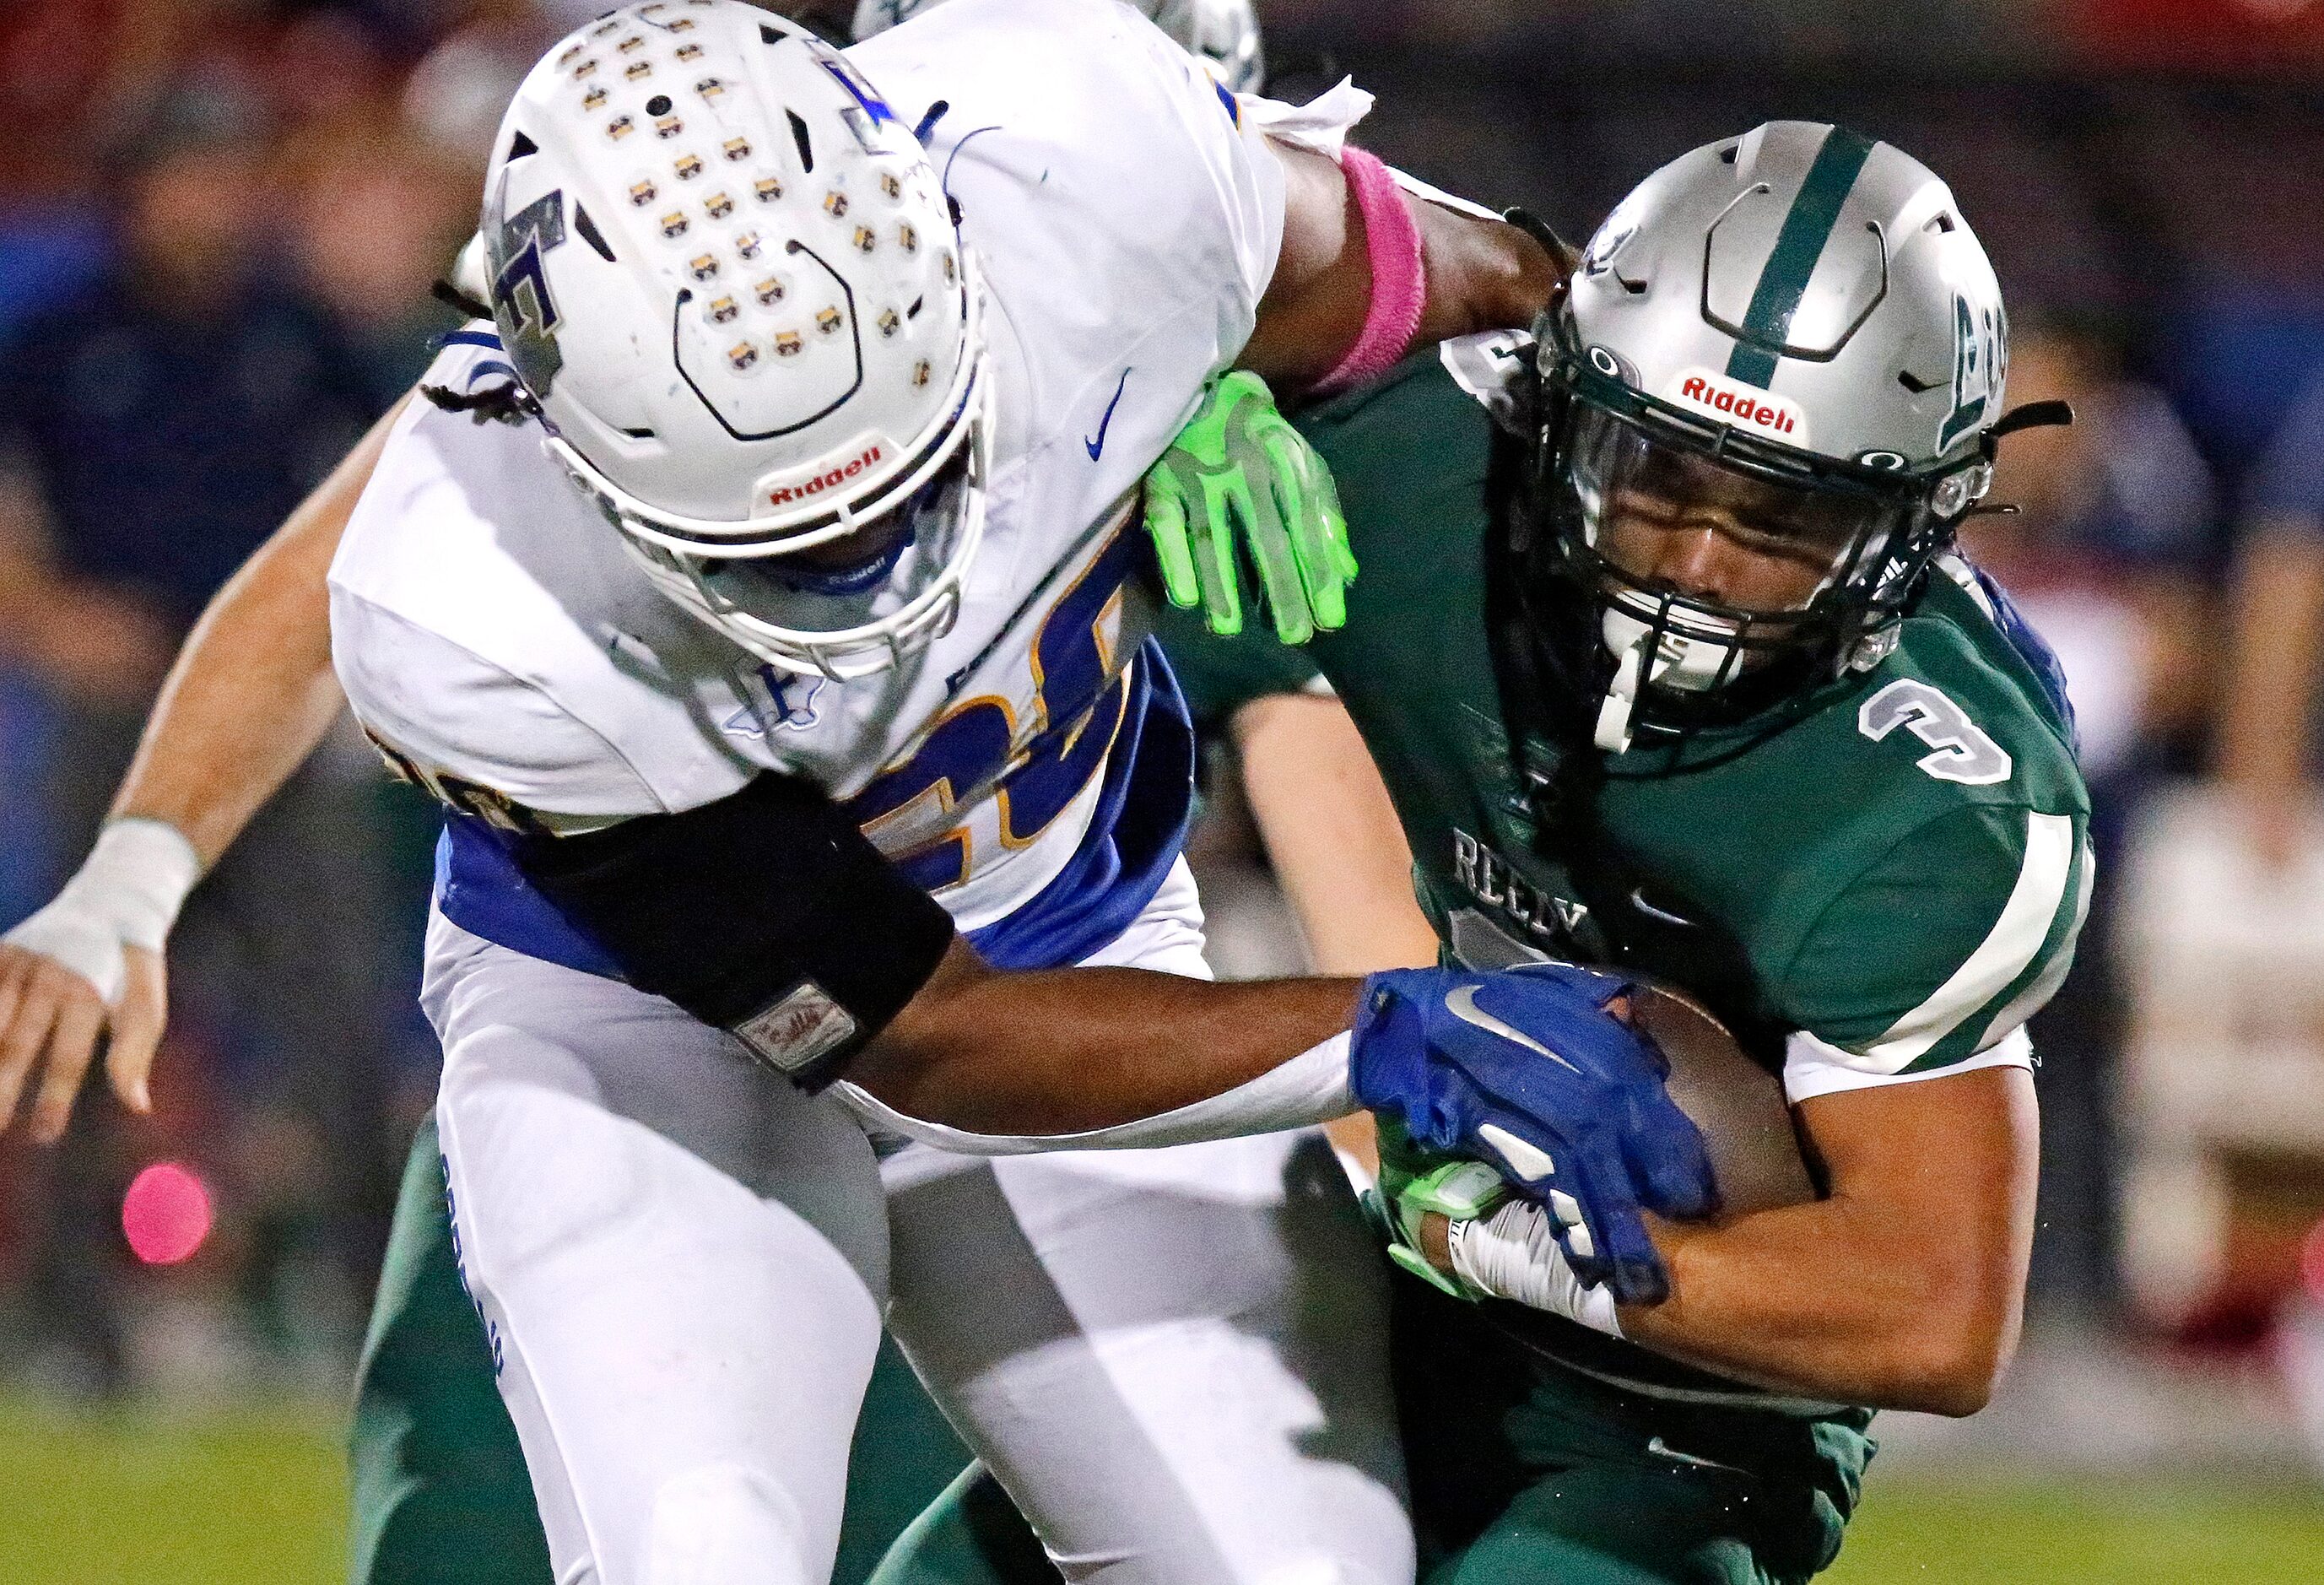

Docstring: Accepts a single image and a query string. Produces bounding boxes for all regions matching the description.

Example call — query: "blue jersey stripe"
[435,639,1197,982]
[967,640,1194,971]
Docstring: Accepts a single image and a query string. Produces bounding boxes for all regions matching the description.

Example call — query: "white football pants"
[422,860,1411,1585]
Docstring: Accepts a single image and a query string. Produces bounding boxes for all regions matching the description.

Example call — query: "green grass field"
[1826,1472,2324,1584]
[1,1397,2320,1584]
[0,1397,346,1585]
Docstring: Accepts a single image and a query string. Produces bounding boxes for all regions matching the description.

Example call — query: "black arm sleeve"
[512,771,958,1090]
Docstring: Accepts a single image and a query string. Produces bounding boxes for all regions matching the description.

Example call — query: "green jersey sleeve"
[1774,799,2093,1098]
[1151,597,1326,734]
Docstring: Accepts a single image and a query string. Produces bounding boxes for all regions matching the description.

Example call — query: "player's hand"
[0,819,198,1141]
[1374,1158,1621,1337]
[1144,371,1357,644]
[1348,960,1719,1306]
[0,941,165,1142]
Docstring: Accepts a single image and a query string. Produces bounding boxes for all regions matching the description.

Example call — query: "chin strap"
[1593,627,1648,753]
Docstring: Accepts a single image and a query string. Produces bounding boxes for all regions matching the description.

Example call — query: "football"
[1626,980,1819,1219]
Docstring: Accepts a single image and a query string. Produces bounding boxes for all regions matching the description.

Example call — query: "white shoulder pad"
[1440,330,1535,431]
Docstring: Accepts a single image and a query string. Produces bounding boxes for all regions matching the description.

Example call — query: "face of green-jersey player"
[1596,440,1858,612]
[1567,408,1920,700]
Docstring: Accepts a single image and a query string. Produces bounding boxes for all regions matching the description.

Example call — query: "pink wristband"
[1313,145,1428,396]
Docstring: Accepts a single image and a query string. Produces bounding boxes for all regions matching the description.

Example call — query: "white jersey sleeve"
[848,0,1362,514]
[332,595,662,820]
[329,340,763,823]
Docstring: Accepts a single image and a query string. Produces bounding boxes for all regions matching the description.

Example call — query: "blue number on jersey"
[845,530,1138,890]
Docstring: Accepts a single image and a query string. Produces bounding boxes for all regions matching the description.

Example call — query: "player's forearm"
[1412,201,1566,349]
[1604,1061,2041,1415]
[847,956,1363,1135]
[1242,143,1562,393]
[110,394,403,865]
[1232,693,1438,976]
[1610,1197,2028,1416]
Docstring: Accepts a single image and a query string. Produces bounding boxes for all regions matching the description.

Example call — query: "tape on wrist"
[83,819,203,949]
[1313,145,1428,396]
[1449,1199,1623,1338]
[0,818,202,1003]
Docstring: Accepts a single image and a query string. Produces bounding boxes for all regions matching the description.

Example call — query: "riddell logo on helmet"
[1665,368,1809,445]
[768,444,884,507]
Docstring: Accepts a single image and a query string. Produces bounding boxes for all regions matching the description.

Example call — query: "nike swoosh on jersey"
[1446,985,1583,1075]
[1646,1436,1750,1474]
[1084,368,1132,460]
[1629,888,1700,928]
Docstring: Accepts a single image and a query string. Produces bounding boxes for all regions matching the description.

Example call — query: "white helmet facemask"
[586,359,991,680]
[480,1,989,680]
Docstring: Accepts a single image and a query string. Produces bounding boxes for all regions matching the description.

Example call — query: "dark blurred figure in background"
[1960,315,2219,1326]
[276,8,478,405]
[0,79,397,1396]
[1965,318,2217,779]
[401,0,857,176]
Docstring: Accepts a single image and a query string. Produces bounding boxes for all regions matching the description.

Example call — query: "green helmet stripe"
[1722,126,1878,389]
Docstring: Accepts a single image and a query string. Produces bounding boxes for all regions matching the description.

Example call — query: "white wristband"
[0,819,202,1004]
[1448,1198,1623,1339]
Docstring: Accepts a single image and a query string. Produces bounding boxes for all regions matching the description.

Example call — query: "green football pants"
[1393,1277,1875,1585]
[869,1466,1061,1585]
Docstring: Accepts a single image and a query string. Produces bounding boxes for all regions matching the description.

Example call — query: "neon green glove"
[1144,371,1358,643]
[1370,1158,1512,1301]
[1369,1139,1624,1334]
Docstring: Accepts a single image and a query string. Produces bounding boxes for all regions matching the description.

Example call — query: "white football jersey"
[331,0,1353,962]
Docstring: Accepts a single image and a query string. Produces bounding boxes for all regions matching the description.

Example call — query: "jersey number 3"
[1858,679,2013,786]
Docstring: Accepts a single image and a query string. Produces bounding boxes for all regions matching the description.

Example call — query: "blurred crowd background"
[3,0,2324,1531]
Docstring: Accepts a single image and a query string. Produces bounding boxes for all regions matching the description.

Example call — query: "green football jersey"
[1161,337,2091,1403]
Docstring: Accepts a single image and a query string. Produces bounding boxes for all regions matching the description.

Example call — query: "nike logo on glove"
[1445,985,1583,1075]
[1084,368,1131,459]
[1477,1123,1559,1184]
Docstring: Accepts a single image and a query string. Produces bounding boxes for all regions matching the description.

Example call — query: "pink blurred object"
[121,1161,213,1266]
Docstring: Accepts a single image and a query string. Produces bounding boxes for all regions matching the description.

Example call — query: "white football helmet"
[480,0,987,679]
[851,0,1264,93]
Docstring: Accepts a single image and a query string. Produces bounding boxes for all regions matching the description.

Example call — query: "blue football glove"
[1348,961,1720,1306]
